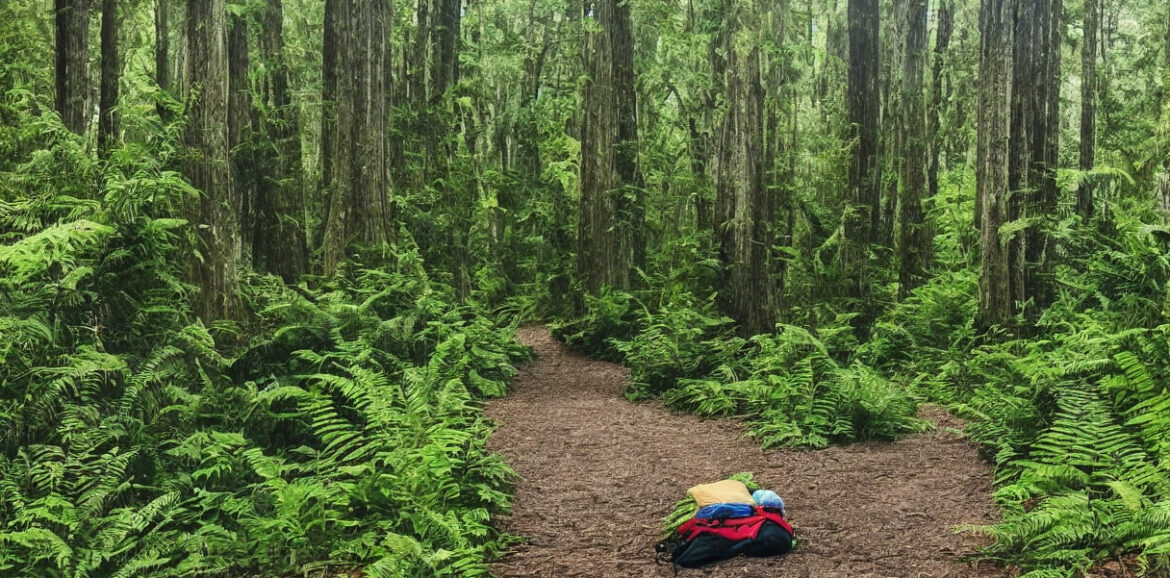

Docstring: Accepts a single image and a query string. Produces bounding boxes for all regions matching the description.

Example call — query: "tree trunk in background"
[431,0,470,298]
[253,0,308,282]
[898,0,929,298]
[1037,0,1061,310]
[410,0,433,184]
[184,0,240,320]
[877,0,902,252]
[763,1,792,298]
[414,0,431,106]
[715,2,774,336]
[228,14,253,264]
[696,16,728,233]
[432,0,461,102]
[319,0,337,252]
[843,0,879,300]
[928,0,953,201]
[155,0,168,90]
[577,0,642,295]
[1007,0,1032,310]
[98,0,119,156]
[1012,0,1060,313]
[155,0,172,122]
[55,0,89,135]
[1078,0,1097,222]
[977,0,1014,327]
[322,0,393,275]
[611,0,644,275]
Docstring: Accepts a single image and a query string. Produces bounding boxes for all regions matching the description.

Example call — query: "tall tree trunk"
[184,0,240,320]
[898,0,930,298]
[228,14,252,264]
[877,0,902,251]
[842,0,880,300]
[763,1,792,283]
[98,0,118,156]
[977,0,1014,327]
[577,0,642,295]
[321,0,394,275]
[1024,0,1061,311]
[431,0,469,297]
[432,0,461,102]
[319,0,337,253]
[927,0,954,201]
[253,0,308,281]
[1040,1,1061,272]
[715,1,774,336]
[1007,0,1034,310]
[55,0,89,135]
[1078,0,1097,222]
[611,0,643,275]
[155,0,168,90]
[414,0,432,105]
[696,15,729,233]
[155,0,173,122]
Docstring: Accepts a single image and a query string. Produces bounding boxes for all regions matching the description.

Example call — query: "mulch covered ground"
[485,326,1015,578]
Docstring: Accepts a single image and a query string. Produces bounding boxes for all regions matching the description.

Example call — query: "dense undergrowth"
[858,199,1170,577]
[551,288,929,449]
[552,188,1170,576]
[0,120,528,577]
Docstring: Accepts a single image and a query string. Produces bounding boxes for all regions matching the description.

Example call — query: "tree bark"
[927,0,954,201]
[977,0,1014,327]
[228,14,253,264]
[321,0,394,275]
[184,0,240,321]
[1005,0,1053,313]
[98,0,119,156]
[897,0,930,298]
[843,0,880,301]
[155,0,173,122]
[715,1,774,336]
[55,0,89,135]
[1077,0,1097,222]
[156,0,168,91]
[577,0,642,295]
[432,0,461,102]
[253,0,308,281]
[877,0,902,252]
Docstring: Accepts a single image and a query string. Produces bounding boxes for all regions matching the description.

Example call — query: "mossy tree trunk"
[321,0,394,275]
[184,0,241,320]
[577,0,643,296]
[55,0,89,135]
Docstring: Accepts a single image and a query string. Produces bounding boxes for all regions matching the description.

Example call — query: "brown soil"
[486,326,1015,578]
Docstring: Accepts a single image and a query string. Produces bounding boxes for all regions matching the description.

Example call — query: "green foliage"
[614,295,743,398]
[863,194,1170,576]
[0,127,529,576]
[549,288,642,361]
[661,325,928,448]
[559,288,927,449]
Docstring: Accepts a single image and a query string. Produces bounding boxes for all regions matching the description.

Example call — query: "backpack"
[656,506,794,570]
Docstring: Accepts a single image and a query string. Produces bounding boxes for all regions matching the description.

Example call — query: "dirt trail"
[486,326,1012,578]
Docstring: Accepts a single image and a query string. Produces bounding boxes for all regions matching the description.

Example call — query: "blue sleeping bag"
[694,503,756,520]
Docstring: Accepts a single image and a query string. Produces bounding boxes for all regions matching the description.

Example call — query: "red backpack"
[657,506,794,569]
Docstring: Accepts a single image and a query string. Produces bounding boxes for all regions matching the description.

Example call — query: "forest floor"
[485,326,1015,578]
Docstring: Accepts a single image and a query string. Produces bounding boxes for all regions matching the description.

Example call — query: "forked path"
[486,327,1011,578]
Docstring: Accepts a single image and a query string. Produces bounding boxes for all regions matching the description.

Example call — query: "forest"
[1,0,1170,576]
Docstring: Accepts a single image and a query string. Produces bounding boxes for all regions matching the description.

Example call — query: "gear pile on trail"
[656,477,794,569]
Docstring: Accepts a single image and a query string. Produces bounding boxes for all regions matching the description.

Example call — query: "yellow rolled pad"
[686,479,755,508]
